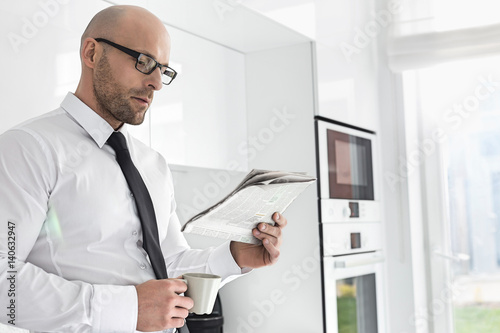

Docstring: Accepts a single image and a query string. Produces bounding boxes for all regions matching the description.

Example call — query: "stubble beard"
[93,52,151,126]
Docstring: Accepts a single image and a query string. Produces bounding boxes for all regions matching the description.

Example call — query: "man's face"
[92,48,155,126]
[91,29,170,127]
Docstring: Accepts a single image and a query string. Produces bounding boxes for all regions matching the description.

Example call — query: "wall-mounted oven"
[316,118,380,223]
[323,252,386,333]
[315,117,386,333]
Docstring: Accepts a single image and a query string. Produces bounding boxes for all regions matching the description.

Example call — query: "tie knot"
[107,131,128,152]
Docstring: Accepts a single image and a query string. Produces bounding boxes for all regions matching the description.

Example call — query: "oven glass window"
[336,273,378,333]
[335,141,368,186]
[327,129,374,200]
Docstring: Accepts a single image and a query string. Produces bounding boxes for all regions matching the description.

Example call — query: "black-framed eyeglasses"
[94,38,177,85]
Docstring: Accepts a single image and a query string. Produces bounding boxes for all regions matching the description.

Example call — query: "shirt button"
[140,263,146,270]
[130,192,134,197]
[132,230,138,236]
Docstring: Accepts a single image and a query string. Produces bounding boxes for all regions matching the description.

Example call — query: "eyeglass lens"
[136,54,175,85]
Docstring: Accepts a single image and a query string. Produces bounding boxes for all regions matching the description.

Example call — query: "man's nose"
[146,67,163,91]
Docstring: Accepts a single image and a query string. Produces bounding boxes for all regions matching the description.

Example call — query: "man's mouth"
[132,96,151,106]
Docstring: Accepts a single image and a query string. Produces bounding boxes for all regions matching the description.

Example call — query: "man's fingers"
[169,317,188,329]
[254,222,282,239]
[178,295,194,311]
[167,278,188,294]
[252,212,288,246]
[262,237,280,264]
[171,306,190,321]
[273,212,287,228]
[136,279,193,332]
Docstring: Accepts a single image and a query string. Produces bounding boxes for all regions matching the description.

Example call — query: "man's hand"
[135,279,194,332]
[230,212,287,269]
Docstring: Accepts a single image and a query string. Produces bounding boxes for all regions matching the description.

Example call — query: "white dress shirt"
[0,93,244,333]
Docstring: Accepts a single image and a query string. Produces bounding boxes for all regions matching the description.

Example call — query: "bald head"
[81,5,169,52]
[75,5,172,129]
[78,4,172,79]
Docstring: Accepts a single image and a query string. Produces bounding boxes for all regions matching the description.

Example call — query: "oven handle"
[334,255,385,268]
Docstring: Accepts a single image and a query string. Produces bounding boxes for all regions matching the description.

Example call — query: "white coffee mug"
[181,273,221,315]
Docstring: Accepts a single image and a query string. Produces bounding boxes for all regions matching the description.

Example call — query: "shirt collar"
[60,92,128,148]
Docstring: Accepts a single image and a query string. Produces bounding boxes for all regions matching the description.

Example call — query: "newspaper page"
[181,169,316,244]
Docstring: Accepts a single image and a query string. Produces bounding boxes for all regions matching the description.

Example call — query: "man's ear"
[81,38,99,69]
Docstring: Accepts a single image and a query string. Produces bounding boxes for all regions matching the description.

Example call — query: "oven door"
[323,252,386,333]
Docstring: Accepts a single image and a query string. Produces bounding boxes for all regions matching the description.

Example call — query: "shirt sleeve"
[0,129,137,332]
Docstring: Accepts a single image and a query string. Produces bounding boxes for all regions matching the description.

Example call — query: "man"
[0,5,286,333]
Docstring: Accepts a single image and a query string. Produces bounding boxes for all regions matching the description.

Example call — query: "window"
[403,55,500,332]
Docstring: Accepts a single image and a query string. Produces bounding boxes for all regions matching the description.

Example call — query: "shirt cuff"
[91,284,138,332]
[208,241,252,287]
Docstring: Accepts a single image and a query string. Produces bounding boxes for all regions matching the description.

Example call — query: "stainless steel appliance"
[315,117,386,333]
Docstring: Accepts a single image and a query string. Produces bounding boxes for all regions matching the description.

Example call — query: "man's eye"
[138,55,154,67]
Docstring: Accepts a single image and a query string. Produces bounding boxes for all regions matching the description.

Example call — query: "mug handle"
[172,278,188,285]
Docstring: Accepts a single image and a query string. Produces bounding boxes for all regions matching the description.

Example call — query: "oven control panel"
[322,222,383,256]
[320,199,380,223]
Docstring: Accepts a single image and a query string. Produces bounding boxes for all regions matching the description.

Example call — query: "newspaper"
[181,169,316,244]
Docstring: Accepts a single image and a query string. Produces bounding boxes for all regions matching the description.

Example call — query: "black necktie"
[107,131,168,279]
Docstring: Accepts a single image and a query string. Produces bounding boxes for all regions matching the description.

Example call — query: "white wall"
[0,1,107,134]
